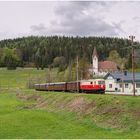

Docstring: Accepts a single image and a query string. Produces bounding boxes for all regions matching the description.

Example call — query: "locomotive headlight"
[101,85,104,88]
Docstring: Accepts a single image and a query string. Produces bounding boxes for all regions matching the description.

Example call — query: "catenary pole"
[76,56,79,93]
[129,35,135,96]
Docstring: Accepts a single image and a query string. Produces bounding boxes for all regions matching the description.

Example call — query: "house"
[92,47,119,76]
[104,72,140,93]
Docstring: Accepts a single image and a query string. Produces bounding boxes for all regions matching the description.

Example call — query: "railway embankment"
[17,90,140,132]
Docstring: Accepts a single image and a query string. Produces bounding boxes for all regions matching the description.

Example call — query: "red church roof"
[98,61,118,71]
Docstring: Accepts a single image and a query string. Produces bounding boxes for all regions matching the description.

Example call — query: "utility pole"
[76,56,79,93]
[68,61,72,81]
[48,66,51,83]
[122,69,124,93]
[129,35,135,96]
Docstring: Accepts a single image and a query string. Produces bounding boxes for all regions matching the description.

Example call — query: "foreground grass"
[0,90,140,138]
[0,92,110,139]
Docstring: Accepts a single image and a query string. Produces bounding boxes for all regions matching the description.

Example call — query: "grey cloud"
[133,16,140,21]
[54,1,107,18]
[54,1,91,21]
[30,1,123,37]
[30,23,47,32]
[51,1,122,36]
[50,16,121,36]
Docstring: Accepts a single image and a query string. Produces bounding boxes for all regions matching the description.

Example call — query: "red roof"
[98,61,118,71]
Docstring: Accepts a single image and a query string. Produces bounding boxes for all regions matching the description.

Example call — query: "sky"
[0,1,140,41]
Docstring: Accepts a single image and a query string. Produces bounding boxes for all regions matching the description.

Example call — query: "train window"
[94,81,96,85]
[102,81,105,84]
[90,82,93,84]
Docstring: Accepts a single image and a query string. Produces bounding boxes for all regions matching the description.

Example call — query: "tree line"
[0,35,139,71]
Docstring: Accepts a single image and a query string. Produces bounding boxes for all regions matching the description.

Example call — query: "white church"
[92,47,119,76]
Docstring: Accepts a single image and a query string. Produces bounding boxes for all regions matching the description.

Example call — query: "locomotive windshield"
[98,81,105,85]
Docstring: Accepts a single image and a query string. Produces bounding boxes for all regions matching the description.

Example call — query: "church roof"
[98,61,118,71]
[92,47,98,58]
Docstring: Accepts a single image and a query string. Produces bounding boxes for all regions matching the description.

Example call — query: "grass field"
[0,68,47,88]
[0,68,140,138]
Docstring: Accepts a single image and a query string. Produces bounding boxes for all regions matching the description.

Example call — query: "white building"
[104,72,140,94]
[92,48,119,76]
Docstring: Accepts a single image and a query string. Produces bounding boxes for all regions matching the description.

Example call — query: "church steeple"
[92,47,98,58]
[92,47,98,74]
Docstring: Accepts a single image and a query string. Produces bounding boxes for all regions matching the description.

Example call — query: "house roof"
[92,47,98,58]
[104,72,140,82]
[98,61,118,71]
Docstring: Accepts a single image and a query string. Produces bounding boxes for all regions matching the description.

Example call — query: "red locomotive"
[80,79,105,93]
[34,79,105,94]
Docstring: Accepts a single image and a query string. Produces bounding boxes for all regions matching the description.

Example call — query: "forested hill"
[0,36,138,69]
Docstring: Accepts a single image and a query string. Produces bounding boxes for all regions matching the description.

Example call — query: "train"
[34,79,105,94]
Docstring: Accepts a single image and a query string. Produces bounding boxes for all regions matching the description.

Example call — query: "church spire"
[92,47,98,58]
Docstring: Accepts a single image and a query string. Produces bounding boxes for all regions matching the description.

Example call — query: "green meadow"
[0,68,51,89]
[0,68,140,138]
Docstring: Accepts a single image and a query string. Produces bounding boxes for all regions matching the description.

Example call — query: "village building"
[104,72,140,93]
[92,47,119,76]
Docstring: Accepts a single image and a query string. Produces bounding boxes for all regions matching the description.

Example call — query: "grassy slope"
[0,68,140,138]
[0,90,140,138]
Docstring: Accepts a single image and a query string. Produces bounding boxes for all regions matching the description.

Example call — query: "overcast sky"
[0,1,140,41]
